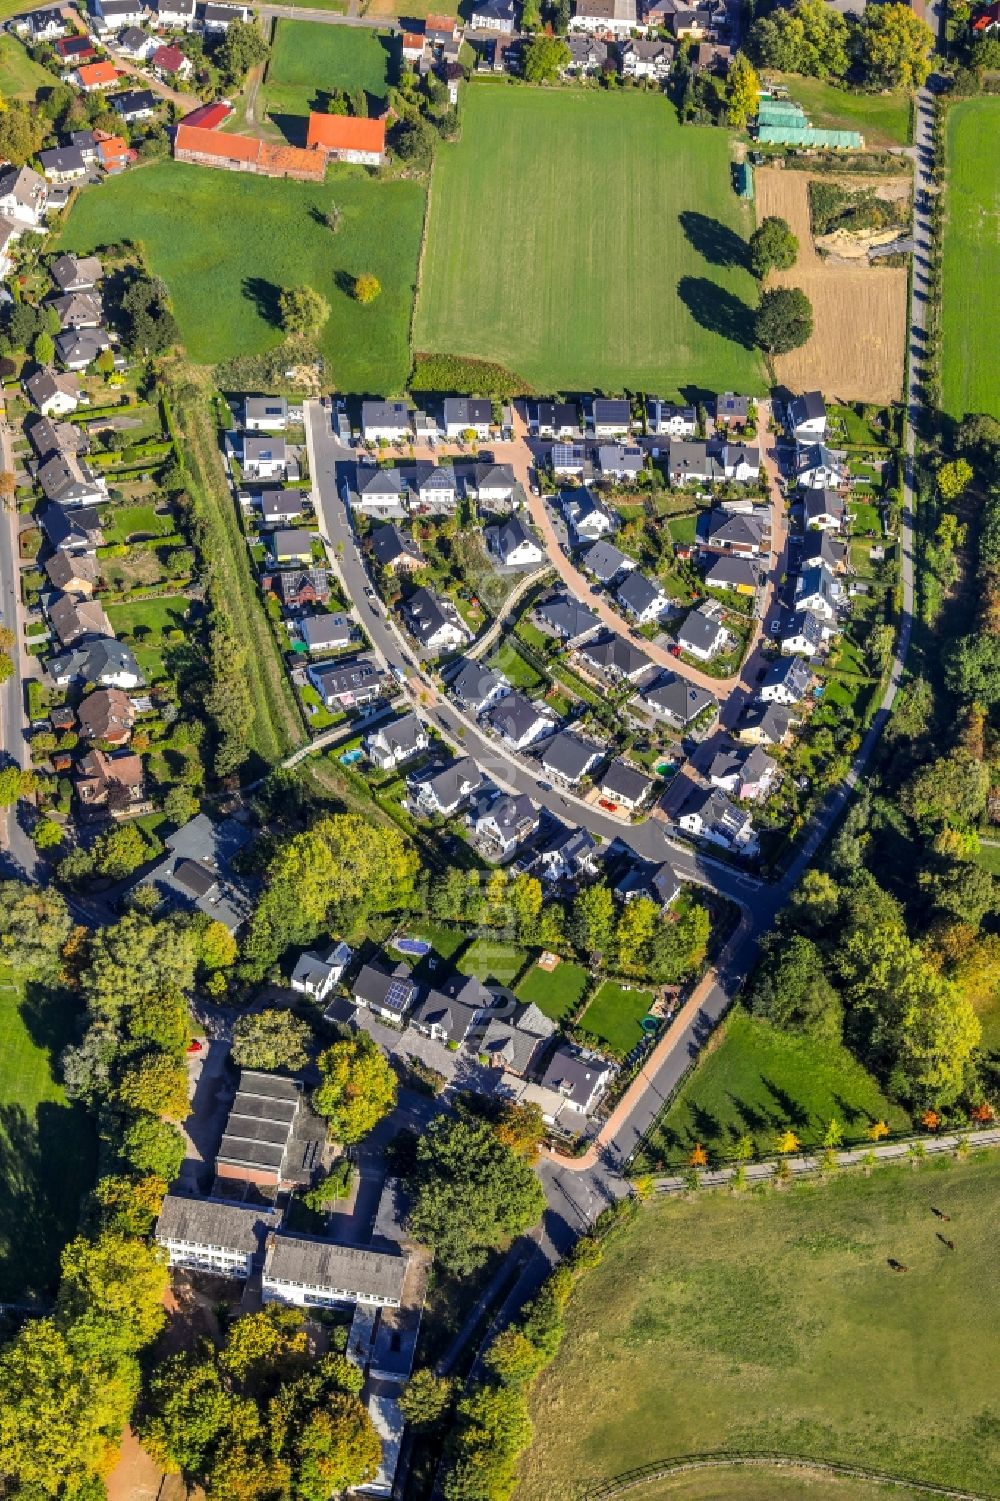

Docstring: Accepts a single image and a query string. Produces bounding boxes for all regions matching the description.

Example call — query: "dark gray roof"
[803,488,844,523]
[703,508,766,549]
[582,539,630,582]
[678,607,723,653]
[541,729,602,782]
[472,461,516,492]
[536,593,601,640]
[354,959,416,1013]
[245,394,287,422]
[259,488,306,522]
[475,789,536,836]
[451,657,507,705]
[789,390,826,425]
[371,523,422,567]
[540,1043,611,1109]
[762,655,811,697]
[264,1235,407,1303]
[311,655,383,696]
[716,391,750,419]
[51,634,141,685]
[781,610,825,649]
[487,514,537,560]
[592,398,631,425]
[111,88,158,114]
[418,756,481,809]
[705,555,760,589]
[443,397,492,426]
[38,147,86,175]
[739,701,791,743]
[532,400,579,429]
[802,530,846,570]
[616,571,664,617]
[359,463,405,496]
[489,690,550,741]
[156,1194,281,1254]
[300,612,352,649]
[410,987,481,1042]
[580,632,651,679]
[361,398,410,429]
[218,1070,301,1175]
[642,670,716,724]
[669,439,723,481]
[368,711,425,756]
[600,758,652,803]
[403,586,455,645]
[54,326,110,366]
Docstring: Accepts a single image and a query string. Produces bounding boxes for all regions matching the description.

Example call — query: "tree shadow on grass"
[724,1091,771,1135]
[242,276,283,329]
[678,275,757,351]
[679,209,751,271]
[333,269,358,301]
[760,1075,810,1129]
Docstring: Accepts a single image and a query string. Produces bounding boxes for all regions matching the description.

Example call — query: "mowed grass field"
[608,1471,950,1501]
[0,32,53,100]
[261,21,396,126]
[772,73,912,147]
[57,161,425,392]
[0,972,96,1300]
[941,97,1000,421]
[518,1155,1000,1501]
[414,86,766,396]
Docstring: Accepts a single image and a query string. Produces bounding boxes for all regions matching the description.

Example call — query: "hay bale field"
[755,168,907,405]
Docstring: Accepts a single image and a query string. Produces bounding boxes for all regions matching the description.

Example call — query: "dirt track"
[756,168,908,404]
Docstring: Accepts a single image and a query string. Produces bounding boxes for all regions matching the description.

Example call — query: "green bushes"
[410,351,526,401]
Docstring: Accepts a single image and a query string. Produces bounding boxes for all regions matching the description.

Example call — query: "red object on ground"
[599,799,617,812]
[669,643,682,657]
[186,1040,203,1054]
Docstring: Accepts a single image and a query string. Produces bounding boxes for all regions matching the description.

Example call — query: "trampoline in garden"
[640,1015,660,1035]
[394,937,432,957]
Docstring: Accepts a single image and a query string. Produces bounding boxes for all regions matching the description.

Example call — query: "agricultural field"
[57,161,425,393]
[755,168,907,404]
[592,1469,957,1501]
[519,1154,1000,1501]
[414,86,766,396]
[636,1007,910,1170]
[770,73,912,147]
[0,971,96,1301]
[260,21,396,128]
[941,97,1000,421]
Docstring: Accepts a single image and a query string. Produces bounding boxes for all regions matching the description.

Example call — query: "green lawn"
[579,980,654,1057]
[489,640,545,692]
[0,971,96,1301]
[57,161,425,393]
[0,31,53,100]
[773,73,912,147]
[519,1155,1000,1501]
[848,499,882,534]
[101,501,175,545]
[666,513,699,546]
[455,938,530,987]
[261,21,396,124]
[515,958,589,1022]
[637,1007,910,1170]
[105,595,192,641]
[941,97,1000,421]
[414,86,765,396]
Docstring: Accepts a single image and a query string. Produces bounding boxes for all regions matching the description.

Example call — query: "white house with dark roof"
[581,538,632,584]
[736,701,794,748]
[534,824,601,884]
[641,671,717,730]
[442,397,492,439]
[202,2,252,29]
[665,439,725,487]
[590,397,632,435]
[291,941,352,1000]
[535,593,601,644]
[701,507,767,556]
[469,461,519,509]
[0,165,47,228]
[615,570,669,625]
[570,0,637,28]
[412,756,482,817]
[412,463,458,513]
[530,400,579,436]
[489,691,556,750]
[720,443,760,483]
[646,398,696,437]
[551,443,588,478]
[354,467,407,520]
[361,399,411,442]
[401,587,468,653]
[470,0,516,29]
[705,554,760,595]
[539,729,603,787]
[298,613,353,654]
[244,394,288,432]
[255,487,307,527]
[308,655,384,710]
[410,972,492,1042]
[578,632,652,684]
[614,856,681,911]
[55,326,112,371]
[539,1043,614,1116]
[468,789,539,857]
[796,443,846,490]
[370,523,423,573]
[759,654,812,705]
[353,959,418,1022]
[262,1236,407,1311]
[450,658,510,715]
[156,1195,281,1279]
[780,609,832,657]
[364,712,429,771]
[794,563,842,621]
[707,742,778,801]
[677,606,728,661]
[485,515,544,568]
[596,443,644,482]
[678,786,758,855]
[599,758,652,811]
[715,391,750,426]
[787,390,827,441]
[563,490,615,542]
[803,489,845,532]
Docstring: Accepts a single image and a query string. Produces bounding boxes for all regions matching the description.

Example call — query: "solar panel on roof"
[382,979,412,1011]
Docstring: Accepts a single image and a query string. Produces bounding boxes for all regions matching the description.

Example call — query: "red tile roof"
[402,30,425,49]
[77,60,119,88]
[306,113,386,155]
[152,43,185,71]
[181,100,232,129]
[176,122,260,162]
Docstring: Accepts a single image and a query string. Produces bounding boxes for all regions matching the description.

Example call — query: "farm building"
[757,124,863,149]
[306,113,386,166]
[173,124,326,181]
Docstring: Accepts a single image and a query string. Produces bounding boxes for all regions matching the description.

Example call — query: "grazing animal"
[887,1258,909,1272]
[931,1207,951,1221]
[937,1234,956,1251]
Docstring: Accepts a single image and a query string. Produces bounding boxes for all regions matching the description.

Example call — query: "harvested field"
[756,168,907,404]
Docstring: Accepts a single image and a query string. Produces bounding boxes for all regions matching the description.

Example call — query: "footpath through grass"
[520,1154,1000,1501]
[415,85,765,396]
[0,972,96,1301]
[58,161,425,393]
[941,97,1000,421]
[636,1007,910,1169]
[774,73,912,147]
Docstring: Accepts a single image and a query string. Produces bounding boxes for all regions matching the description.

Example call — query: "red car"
[669,643,682,658]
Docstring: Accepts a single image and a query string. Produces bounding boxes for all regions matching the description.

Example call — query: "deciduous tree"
[353,273,381,304]
[725,51,759,129]
[314,1032,397,1143]
[749,215,798,278]
[278,284,330,336]
[753,286,813,353]
[858,2,933,87]
[232,1009,312,1072]
[398,1369,453,1430]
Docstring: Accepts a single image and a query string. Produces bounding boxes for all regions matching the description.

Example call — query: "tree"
[822,1117,843,1149]
[750,932,843,1041]
[93,1172,167,1238]
[749,215,798,279]
[399,1369,453,1430]
[314,1032,397,1143]
[143,1355,238,1474]
[776,1129,800,1153]
[392,116,437,169]
[613,895,659,973]
[858,2,933,87]
[494,1100,545,1161]
[164,784,199,826]
[82,911,197,1022]
[57,1232,169,1361]
[353,273,381,305]
[0,651,13,686]
[484,1327,547,1388]
[33,816,64,851]
[904,748,989,830]
[193,914,239,973]
[867,1119,890,1140]
[116,1050,191,1121]
[218,18,270,82]
[205,608,254,778]
[406,1115,546,1274]
[33,329,54,366]
[689,1142,708,1167]
[121,274,178,356]
[291,1394,381,1500]
[325,203,342,235]
[0,881,72,977]
[92,819,148,879]
[278,284,330,336]
[568,882,615,957]
[523,34,571,82]
[948,633,1000,705]
[754,287,813,353]
[725,52,759,129]
[120,1112,187,1180]
[0,103,45,166]
[937,457,973,502]
[232,1008,311,1072]
[747,0,849,77]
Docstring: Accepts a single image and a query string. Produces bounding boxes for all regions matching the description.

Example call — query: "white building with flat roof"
[262,1234,408,1310]
[155,1195,281,1279]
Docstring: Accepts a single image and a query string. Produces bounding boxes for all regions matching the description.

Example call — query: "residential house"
[596,443,644,483]
[690,38,731,69]
[539,729,603,787]
[89,0,147,29]
[25,367,80,416]
[641,670,717,730]
[534,823,601,884]
[360,399,411,443]
[268,568,329,609]
[240,434,289,481]
[677,606,728,660]
[598,758,652,811]
[535,592,601,644]
[787,389,827,441]
[40,502,103,555]
[665,439,725,487]
[55,34,96,61]
[489,690,556,750]
[270,529,312,567]
[401,587,468,653]
[201,2,252,29]
[442,397,492,439]
[54,326,111,371]
[646,399,696,437]
[539,1043,613,1117]
[714,391,750,427]
[28,414,86,462]
[305,113,387,166]
[307,655,384,711]
[256,487,307,527]
[615,571,668,626]
[485,515,544,568]
[794,562,842,621]
[736,701,794,748]
[796,443,846,490]
[73,747,145,810]
[779,609,832,657]
[77,686,135,744]
[150,41,191,74]
[591,397,632,435]
[551,443,588,478]
[49,593,112,647]
[291,941,352,1000]
[49,252,102,292]
[38,147,88,184]
[530,401,579,436]
[670,5,712,35]
[370,523,423,573]
[262,1236,407,1312]
[402,29,425,61]
[0,165,48,228]
[364,712,429,771]
[449,658,510,715]
[701,506,767,555]
[704,554,760,594]
[578,632,652,684]
[155,0,197,24]
[425,12,459,42]
[133,814,253,931]
[412,409,439,442]
[468,789,539,857]
[73,60,120,91]
[803,488,845,532]
[407,463,456,514]
[677,785,758,855]
[412,756,482,817]
[563,490,615,542]
[353,959,418,1022]
[707,742,778,801]
[470,0,517,28]
[353,467,407,520]
[618,36,674,76]
[801,528,847,573]
[478,1002,554,1076]
[244,394,288,432]
[155,1196,281,1280]
[614,857,681,910]
[67,130,99,164]
[570,0,637,31]
[50,635,143,689]
[298,612,354,654]
[720,443,760,482]
[410,973,490,1044]
[45,552,98,596]
[49,290,103,329]
[759,654,812,706]
[16,6,66,42]
[117,24,152,57]
[469,462,518,510]
[581,538,632,584]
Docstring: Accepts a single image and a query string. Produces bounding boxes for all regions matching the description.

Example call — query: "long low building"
[216,1070,304,1188]
[262,1235,408,1310]
[155,1194,281,1278]
[174,122,326,181]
